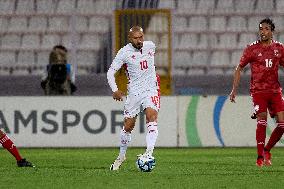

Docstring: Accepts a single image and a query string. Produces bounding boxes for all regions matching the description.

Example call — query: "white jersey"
[108,41,158,95]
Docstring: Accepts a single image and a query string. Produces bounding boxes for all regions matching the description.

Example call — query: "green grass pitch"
[1,148,284,189]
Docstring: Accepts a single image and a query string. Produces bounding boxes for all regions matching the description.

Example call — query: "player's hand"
[113,90,124,101]
[229,90,236,103]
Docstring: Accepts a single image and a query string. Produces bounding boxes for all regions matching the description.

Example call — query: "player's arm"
[230,65,243,103]
[230,47,250,103]
[279,46,284,68]
[107,68,124,101]
[107,50,125,101]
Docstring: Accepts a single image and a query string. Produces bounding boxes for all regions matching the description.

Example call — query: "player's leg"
[0,130,34,167]
[263,112,284,166]
[143,107,158,157]
[252,93,268,167]
[255,112,267,167]
[110,117,136,171]
[139,91,160,158]
[264,93,284,166]
[0,130,22,161]
[119,117,136,158]
[261,104,277,166]
[110,94,140,170]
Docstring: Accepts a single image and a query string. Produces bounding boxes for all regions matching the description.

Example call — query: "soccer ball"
[136,156,156,172]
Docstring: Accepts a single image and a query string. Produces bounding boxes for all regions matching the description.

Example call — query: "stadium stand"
[0,0,15,14]
[0,0,283,95]
[0,0,115,76]
[0,51,15,65]
[171,0,282,75]
[215,0,233,11]
[235,0,256,13]
[29,16,48,31]
[276,0,284,13]
[209,16,226,31]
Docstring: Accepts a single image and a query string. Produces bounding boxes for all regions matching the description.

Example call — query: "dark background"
[0,74,257,96]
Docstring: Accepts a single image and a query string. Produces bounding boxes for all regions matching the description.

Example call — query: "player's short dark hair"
[52,45,68,53]
[259,18,275,31]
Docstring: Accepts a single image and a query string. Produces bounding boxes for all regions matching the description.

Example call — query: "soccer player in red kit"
[0,130,34,167]
[230,18,284,167]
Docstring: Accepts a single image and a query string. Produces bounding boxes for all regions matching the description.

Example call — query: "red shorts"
[251,92,284,117]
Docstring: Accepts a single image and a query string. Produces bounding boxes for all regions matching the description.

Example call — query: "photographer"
[41,45,77,95]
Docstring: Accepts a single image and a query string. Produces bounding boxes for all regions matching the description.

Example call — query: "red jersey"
[239,40,284,94]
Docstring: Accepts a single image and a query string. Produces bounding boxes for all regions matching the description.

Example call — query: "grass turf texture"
[1,148,284,189]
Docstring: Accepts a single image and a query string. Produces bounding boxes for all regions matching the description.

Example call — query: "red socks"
[265,122,284,152]
[0,134,22,161]
[256,120,267,157]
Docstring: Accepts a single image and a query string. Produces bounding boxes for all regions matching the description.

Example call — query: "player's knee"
[146,114,158,123]
[275,111,284,122]
[123,126,131,133]
[124,117,136,132]
[123,125,134,133]
[256,112,267,121]
[145,107,158,122]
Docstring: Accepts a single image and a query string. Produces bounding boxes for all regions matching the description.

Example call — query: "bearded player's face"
[129,31,144,50]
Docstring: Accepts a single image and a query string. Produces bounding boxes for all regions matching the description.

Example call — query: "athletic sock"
[0,134,22,161]
[256,120,267,157]
[118,128,131,158]
[265,122,284,151]
[146,122,158,156]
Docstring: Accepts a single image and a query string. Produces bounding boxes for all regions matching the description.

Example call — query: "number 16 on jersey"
[265,58,273,68]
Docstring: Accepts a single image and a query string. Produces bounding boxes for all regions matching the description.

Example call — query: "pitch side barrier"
[0,96,282,147]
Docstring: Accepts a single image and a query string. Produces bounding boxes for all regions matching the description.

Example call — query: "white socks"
[118,122,158,158]
[119,128,131,158]
[146,122,158,156]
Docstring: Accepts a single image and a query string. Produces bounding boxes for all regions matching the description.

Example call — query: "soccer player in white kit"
[107,26,160,170]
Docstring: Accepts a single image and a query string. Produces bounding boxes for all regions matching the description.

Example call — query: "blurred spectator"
[41,45,77,95]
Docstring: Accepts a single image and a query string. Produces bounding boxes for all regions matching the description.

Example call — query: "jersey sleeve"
[107,49,125,92]
[239,46,252,68]
[279,45,284,67]
[148,41,156,53]
[109,49,125,71]
[107,67,118,92]
[151,41,156,49]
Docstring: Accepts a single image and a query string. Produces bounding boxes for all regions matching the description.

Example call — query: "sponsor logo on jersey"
[148,51,154,56]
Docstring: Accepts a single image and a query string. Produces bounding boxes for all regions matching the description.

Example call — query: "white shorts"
[124,90,160,118]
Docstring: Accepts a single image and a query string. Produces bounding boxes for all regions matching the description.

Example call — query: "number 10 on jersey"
[140,60,148,70]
